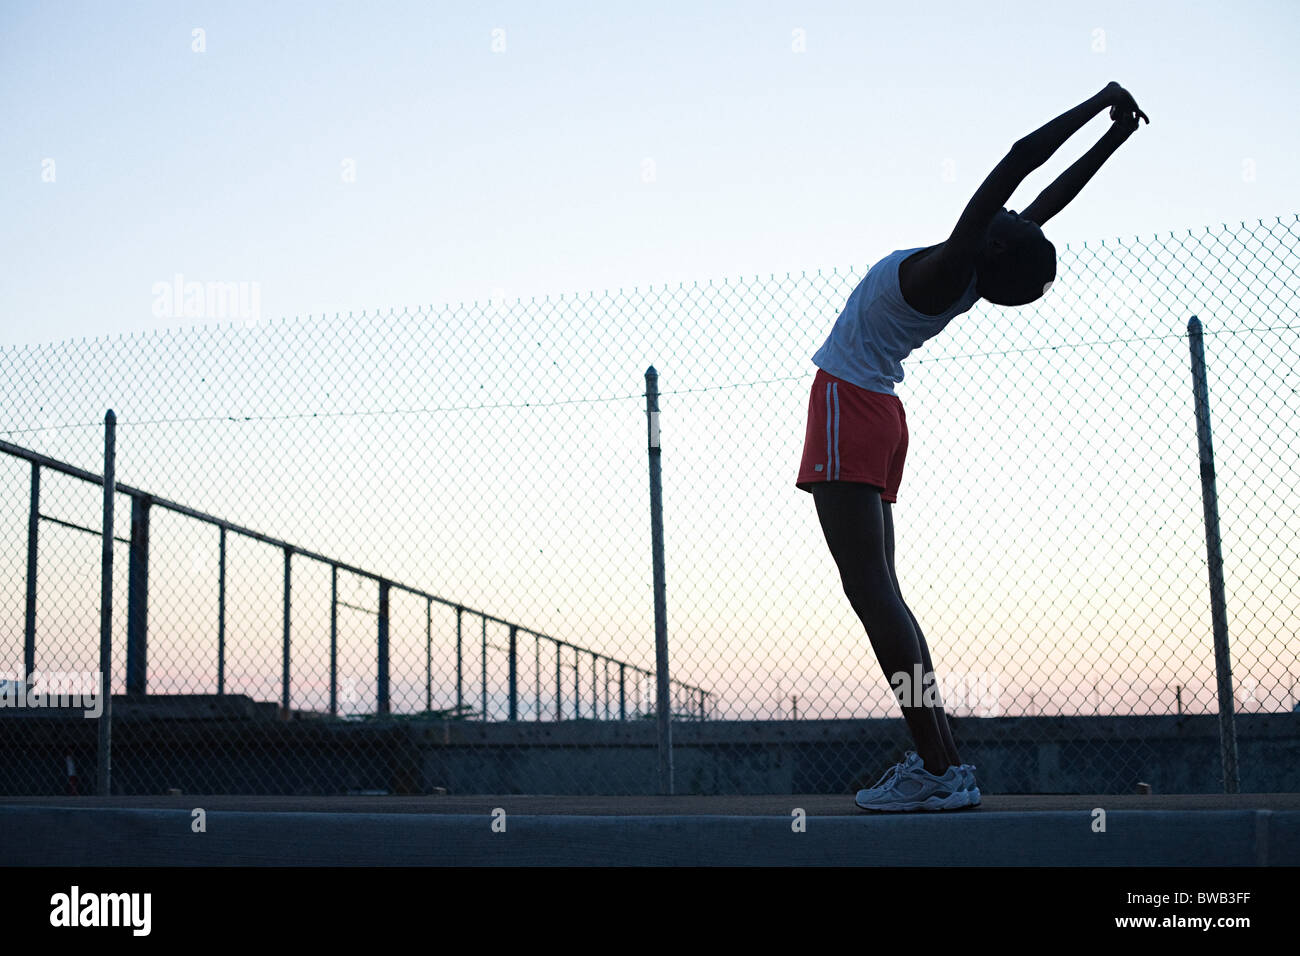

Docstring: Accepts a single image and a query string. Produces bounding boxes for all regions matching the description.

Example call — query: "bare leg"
[812,482,950,775]
[882,502,962,768]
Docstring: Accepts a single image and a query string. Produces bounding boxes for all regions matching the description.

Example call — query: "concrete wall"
[418,713,1300,794]
[2,698,1297,795]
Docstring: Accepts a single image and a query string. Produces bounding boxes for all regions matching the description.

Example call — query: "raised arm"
[1020,97,1149,227]
[909,84,1147,303]
[944,84,1142,259]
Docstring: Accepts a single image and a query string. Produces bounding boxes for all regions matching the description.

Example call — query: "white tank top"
[812,247,979,395]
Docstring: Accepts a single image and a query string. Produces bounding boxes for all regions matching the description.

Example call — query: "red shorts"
[796,369,908,502]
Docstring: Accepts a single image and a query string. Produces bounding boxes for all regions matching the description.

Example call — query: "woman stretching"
[796,82,1149,811]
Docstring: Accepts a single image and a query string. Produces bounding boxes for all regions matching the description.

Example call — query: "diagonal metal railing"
[1,436,709,724]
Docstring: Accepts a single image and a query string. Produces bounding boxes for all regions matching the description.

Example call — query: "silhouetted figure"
[796,82,1149,811]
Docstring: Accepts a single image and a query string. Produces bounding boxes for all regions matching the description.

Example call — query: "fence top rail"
[0,437,709,696]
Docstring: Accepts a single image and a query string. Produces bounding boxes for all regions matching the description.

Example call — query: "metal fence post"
[125,495,151,695]
[1187,316,1240,794]
[555,642,563,720]
[24,463,39,681]
[455,606,463,715]
[645,366,674,794]
[281,547,292,713]
[619,662,626,721]
[329,566,338,716]
[377,580,390,716]
[217,527,226,695]
[480,616,488,721]
[96,411,116,797]
[508,625,518,721]
[426,598,432,713]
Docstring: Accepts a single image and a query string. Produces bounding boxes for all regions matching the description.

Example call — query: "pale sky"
[2,0,1295,345]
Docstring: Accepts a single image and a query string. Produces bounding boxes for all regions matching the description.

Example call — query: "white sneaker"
[854,752,967,812]
[857,751,919,797]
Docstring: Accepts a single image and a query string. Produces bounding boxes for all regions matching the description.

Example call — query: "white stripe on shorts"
[831,383,841,480]
[824,384,833,479]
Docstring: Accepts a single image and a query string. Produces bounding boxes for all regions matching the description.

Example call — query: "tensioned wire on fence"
[4,320,1295,435]
[0,214,1296,795]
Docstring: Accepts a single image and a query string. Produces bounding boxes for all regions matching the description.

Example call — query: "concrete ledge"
[7,713,1299,795]
[4,805,1297,866]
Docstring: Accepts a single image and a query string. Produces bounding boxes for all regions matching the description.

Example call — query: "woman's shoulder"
[896,243,976,317]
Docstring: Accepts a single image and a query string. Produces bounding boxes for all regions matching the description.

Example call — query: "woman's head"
[975,209,1056,306]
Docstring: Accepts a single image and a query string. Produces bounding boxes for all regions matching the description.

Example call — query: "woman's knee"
[841,570,903,627]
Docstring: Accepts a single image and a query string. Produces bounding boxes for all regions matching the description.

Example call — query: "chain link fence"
[2,214,1297,795]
